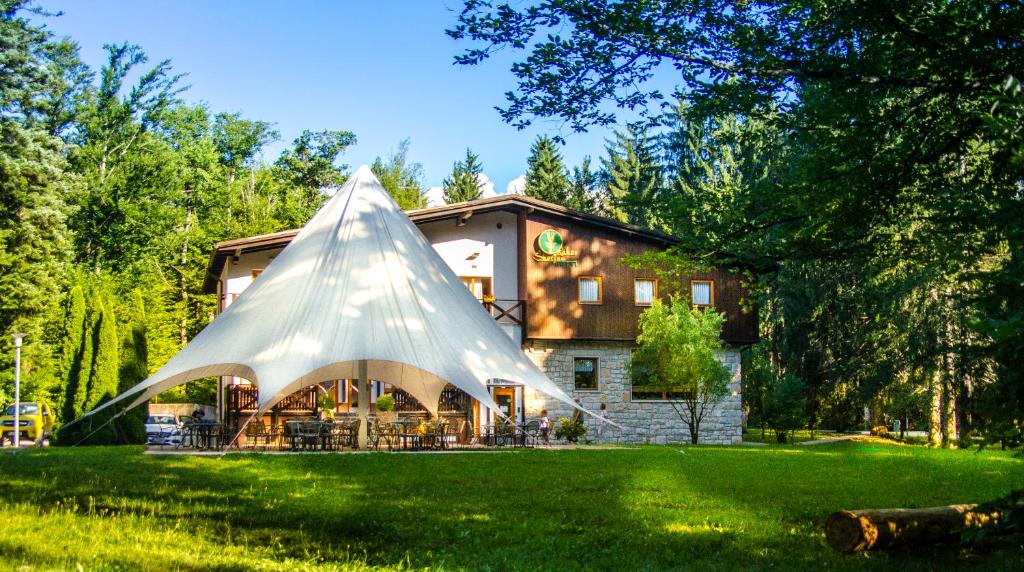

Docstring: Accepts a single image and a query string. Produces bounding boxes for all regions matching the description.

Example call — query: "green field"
[0,442,1021,571]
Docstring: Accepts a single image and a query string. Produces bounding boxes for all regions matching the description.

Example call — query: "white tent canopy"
[83,166,584,423]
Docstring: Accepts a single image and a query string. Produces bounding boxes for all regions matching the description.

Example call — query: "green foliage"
[371,138,427,209]
[451,0,1024,446]
[762,373,807,443]
[634,297,731,443]
[524,135,570,205]
[567,155,599,213]
[601,127,663,229]
[442,148,484,203]
[374,394,395,412]
[553,417,587,443]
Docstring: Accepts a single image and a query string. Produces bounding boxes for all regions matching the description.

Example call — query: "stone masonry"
[522,340,743,445]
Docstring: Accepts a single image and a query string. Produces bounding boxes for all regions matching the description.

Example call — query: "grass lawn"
[0,442,1022,571]
[741,428,852,443]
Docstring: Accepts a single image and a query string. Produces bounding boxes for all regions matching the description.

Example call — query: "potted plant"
[375,394,396,424]
[554,417,587,443]
[317,394,336,421]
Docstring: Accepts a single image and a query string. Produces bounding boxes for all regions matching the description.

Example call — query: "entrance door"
[493,387,515,421]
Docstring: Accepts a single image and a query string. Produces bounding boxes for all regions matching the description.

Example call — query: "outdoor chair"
[347,419,361,450]
[521,419,540,447]
[284,420,303,451]
[296,421,321,450]
[244,419,272,450]
[495,421,515,447]
[325,421,348,450]
[369,420,396,451]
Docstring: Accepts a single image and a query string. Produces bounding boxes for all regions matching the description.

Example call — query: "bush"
[375,394,395,412]
[554,418,587,443]
[870,425,890,438]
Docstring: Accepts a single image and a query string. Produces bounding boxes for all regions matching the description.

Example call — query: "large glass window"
[574,357,599,390]
[691,280,713,307]
[578,276,603,304]
[635,278,657,306]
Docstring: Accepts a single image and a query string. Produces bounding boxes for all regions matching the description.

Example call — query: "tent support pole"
[357,360,369,449]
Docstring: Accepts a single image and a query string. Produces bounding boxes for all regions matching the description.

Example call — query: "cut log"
[825,504,1008,552]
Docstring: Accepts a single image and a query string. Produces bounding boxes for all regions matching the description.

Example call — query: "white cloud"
[476,173,497,198]
[424,173,499,207]
[425,186,445,207]
[506,175,526,195]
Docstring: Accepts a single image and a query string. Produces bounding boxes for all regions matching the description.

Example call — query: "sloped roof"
[204,193,676,292]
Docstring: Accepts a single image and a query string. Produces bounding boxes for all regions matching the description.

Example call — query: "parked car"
[145,414,183,446]
[0,402,56,446]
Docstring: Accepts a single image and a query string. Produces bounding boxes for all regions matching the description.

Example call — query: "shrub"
[554,418,587,443]
[375,394,395,412]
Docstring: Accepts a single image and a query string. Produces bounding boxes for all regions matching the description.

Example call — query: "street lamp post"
[11,333,25,448]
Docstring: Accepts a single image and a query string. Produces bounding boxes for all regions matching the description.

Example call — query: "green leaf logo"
[538,229,563,254]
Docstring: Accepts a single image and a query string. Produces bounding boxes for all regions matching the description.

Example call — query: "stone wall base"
[522,340,743,445]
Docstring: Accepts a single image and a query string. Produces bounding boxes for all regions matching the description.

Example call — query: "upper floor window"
[460,276,492,301]
[635,278,658,306]
[578,276,603,304]
[691,280,714,307]
[574,357,599,390]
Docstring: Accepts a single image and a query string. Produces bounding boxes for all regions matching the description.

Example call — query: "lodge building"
[204,194,757,444]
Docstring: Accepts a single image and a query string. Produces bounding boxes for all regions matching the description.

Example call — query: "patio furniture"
[284,420,303,450]
[521,419,540,448]
[297,420,322,450]
[369,420,397,451]
[244,419,273,450]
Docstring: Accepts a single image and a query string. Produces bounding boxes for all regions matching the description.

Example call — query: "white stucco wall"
[221,249,280,309]
[416,211,519,301]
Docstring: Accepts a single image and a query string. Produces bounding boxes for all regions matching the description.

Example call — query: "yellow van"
[1,402,56,446]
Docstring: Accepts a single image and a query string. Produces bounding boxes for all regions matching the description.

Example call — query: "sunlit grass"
[0,443,1022,571]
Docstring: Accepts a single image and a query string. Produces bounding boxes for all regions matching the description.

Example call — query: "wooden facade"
[205,194,759,347]
[522,211,757,345]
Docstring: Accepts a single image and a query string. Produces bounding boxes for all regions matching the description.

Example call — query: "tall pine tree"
[371,138,427,209]
[524,135,570,204]
[442,148,484,203]
[601,127,663,229]
[568,156,599,214]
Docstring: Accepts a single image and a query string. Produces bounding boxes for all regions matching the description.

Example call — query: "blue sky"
[36,1,639,200]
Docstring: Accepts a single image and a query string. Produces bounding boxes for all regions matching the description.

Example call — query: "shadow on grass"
[0,444,1021,571]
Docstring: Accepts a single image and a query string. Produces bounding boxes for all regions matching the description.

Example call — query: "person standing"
[596,403,610,441]
[539,409,551,446]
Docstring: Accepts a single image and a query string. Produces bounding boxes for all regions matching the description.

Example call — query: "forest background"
[1,1,1021,447]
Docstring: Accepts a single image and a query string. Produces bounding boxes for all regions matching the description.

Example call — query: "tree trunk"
[825,503,1013,552]
[928,367,943,446]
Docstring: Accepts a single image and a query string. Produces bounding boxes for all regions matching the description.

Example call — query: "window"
[574,357,599,390]
[629,350,694,401]
[634,278,658,306]
[691,280,714,307]
[578,276,603,304]
[460,276,492,301]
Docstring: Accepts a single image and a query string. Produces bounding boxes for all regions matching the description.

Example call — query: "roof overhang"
[204,195,678,293]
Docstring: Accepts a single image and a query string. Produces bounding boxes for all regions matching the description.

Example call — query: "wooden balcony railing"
[227,385,318,413]
[483,299,525,326]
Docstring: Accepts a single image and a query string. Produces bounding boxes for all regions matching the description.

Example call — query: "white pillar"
[357,360,369,449]
[11,333,24,448]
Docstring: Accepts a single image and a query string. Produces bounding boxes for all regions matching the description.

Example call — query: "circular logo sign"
[537,229,564,254]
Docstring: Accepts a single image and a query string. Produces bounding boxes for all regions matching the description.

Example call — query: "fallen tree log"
[825,503,1010,552]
